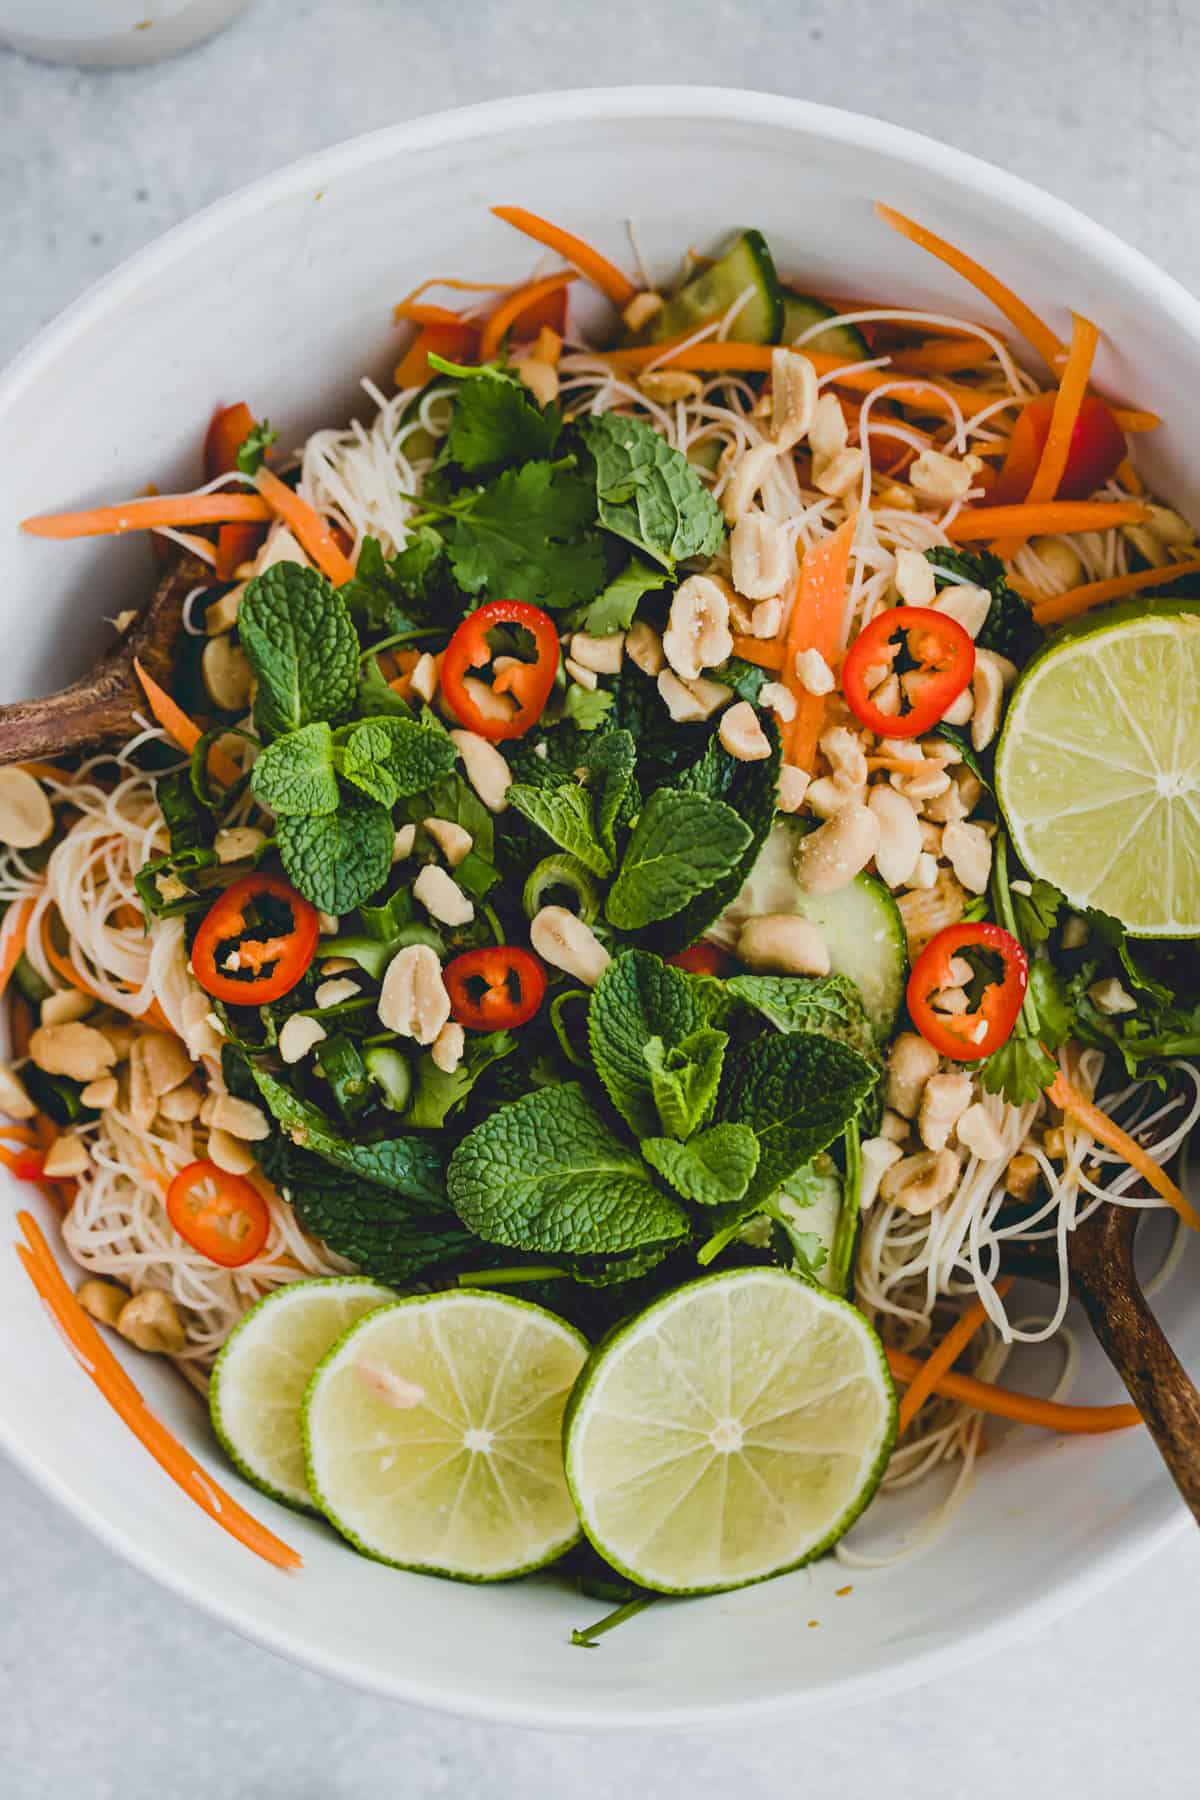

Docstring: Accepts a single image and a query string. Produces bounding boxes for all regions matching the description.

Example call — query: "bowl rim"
[0,84,1191,1728]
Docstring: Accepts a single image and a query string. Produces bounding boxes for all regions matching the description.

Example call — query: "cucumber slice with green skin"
[712,820,908,1037]
[640,230,784,346]
[780,290,868,362]
[364,1045,412,1113]
[773,1159,858,1296]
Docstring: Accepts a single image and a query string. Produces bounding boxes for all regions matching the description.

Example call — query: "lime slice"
[210,1277,396,1510]
[995,606,1200,934]
[563,1268,896,1595]
[304,1290,588,1580]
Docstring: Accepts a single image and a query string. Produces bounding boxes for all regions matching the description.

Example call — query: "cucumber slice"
[364,1046,412,1113]
[712,820,907,1037]
[772,1159,858,1296]
[641,230,783,346]
[780,290,868,361]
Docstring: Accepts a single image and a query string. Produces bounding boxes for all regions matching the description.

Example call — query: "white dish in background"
[0,88,1194,1728]
[0,1,248,66]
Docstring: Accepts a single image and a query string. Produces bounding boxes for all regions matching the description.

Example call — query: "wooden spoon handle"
[1072,1214,1200,1523]
[0,670,141,765]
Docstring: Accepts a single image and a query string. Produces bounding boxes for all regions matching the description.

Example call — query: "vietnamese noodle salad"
[4,203,1199,1625]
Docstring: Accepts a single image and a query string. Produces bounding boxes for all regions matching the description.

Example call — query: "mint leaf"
[340,531,444,629]
[588,949,723,1138]
[727,973,878,1063]
[235,419,278,476]
[580,729,637,860]
[716,1032,878,1213]
[406,1030,516,1129]
[508,781,611,877]
[562,685,615,732]
[440,363,561,472]
[642,1124,759,1206]
[250,722,339,817]
[581,413,724,572]
[571,557,669,635]
[239,562,359,740]
[651,726,781,953]
[446,1082,687,1254]
[249,1065,445,1207]
[276,790,394,914]
[606,788,752,930]
[449,461,606,609]
[644,1027,727,1139]
[341,717,458,807]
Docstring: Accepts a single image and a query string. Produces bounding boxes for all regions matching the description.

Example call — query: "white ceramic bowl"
[0,88,1195,1729]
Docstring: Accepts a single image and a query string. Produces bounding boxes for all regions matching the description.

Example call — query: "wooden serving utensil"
[1003,1198,1200,1523]
[0,553,208,766]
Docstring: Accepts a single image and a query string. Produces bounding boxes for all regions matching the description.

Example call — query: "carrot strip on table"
[13,1213,302,1570]
[478,272,577,361]
[1046,1071,1200,1231]
[490,206,637,310]
[874,202,1068,371]
[255,468,354,587]
[1032,557,1200,627]
[134,659,243,791]
[944,500,1148,542]
[21,493,272,541]
[0,898,34,1005]
[781,516,857,770]
[886,1347,1141,1433]
[897,1279,1014,1433]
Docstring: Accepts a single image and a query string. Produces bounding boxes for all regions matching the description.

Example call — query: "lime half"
[995,606,1200,934]
[563,1268,896,1595]
[210,1277,396,1510]
[304,1291,587,1581]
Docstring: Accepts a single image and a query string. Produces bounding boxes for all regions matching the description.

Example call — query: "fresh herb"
[580,730,637,861]
[405,1031,516,1129]
[561,685,615,731]
[235,418,279,476]
[605,788,752,930]
[727,974,878,1064]
[643,1027,727,1140]
[446,1082,688,1255]
[924,546,1042,666]
[276,789,395,915]
[429,357,562,473]
[581,413,725,572]
[651,725,781,953]
[507,781,611,877]
[445,460,606,609]
[251,722,340,816]
[571,1594,657,1649]
[931,719,989,788]
[238,562,359,739]
[642,1124,760,1206]
[979,832,1061,1103]
[249,1064,447,1206]
[568,557,669,636]
[340,531,446,630]
[588,950,725,1139]
[340,717,458,807]
[709,657,770,706]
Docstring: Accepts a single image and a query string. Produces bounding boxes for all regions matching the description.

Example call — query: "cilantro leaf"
[250,722,339,816]
[340,717,458,807]
[235,419,279,476]
[276,790,395,914]
[727,973,879,1063]
[569,557,670,636]
[932,719,989,788]
[448,461,606,609]
[642,1124,760,1207]
[446,1082,688,1255]
[588,950,725,1139]
[581,413,725,572]
[709,657,770,706]
[606,788,752,930]
[438,363,561,472]
[340,531,445,629]
[925,546,1042,666]
[239,562,359,739]
[405,1031,516,1129]
[561,685,615,732]
[249,1065,446,1207]
[1012,877,1064,946]
[644,1028,727,1140]
[507,781,612,877]
[979,1035,1059,1105]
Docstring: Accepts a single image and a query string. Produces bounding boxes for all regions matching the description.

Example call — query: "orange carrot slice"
[898,1278,1013,1433]
[478,272,577,361]
[781,517,857,770]
[729,635,785,671]
[0,898,34,1006]
[1032,557,1200,626]
[21,493,271,540]
[944,500,1148,542]
[394,320,481,390]
[133,658,243,791]
[886,1347,1140,1433]
[491,206,636,310]
[1046,1071,1200,1231]
[255,468,354,587]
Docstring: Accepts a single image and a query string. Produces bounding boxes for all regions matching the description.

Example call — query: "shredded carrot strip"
[0,1142,42,1178]
[898,1279,1014,1433]
[39,911,175,1036]
[14,1213,302,1570]
[1116,457,1144,493]
[394,321,480,391]
[729,634,784,671]
[944,500,1148,542]
[1032,557,1200,627]
[1113,409,1160,433]
[886,1347,1140,1433]
[392,300,472,326]
[134,659,243,791]
[398,276,507,305]
[255,468,354,587]
[1046,1071,1200,1230]
[1025,314,1100,506]
[782,517,856,770]
[890,339,1001,374]
[0,898,34,1005]
[490,206,636,310]
[478,272,577,362]
[0,1123,40,1145]
[874,202,1068,370]
[21,493,271,540]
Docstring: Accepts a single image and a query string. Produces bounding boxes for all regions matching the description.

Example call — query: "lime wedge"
[563,1268,896,1595]
[210,1277,395,1510]
[304,1291,588,1580]
[995,606,1200,934]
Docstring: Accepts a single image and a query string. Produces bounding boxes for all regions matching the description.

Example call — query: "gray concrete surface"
[4,2,1199,1792]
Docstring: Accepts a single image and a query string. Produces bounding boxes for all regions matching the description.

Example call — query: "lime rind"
[562,1268,897,1597]
[303,1289,589,1583]
[209,1276,396,1512]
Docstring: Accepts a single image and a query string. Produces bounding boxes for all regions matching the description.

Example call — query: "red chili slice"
[990,393,1127,505]
[440,600,560,742]
[166,1160,271,1268]
[666,942,733,977]
[192,873,320,1006]
[444,945,547,1030]
[204,401,257,480]
[907,922,1028,1061]
[842,605,975,738]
